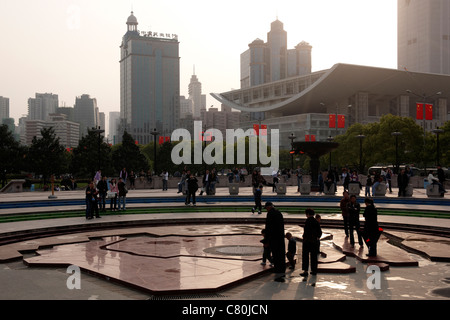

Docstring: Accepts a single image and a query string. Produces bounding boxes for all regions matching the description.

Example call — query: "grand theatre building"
[212,63,450,150]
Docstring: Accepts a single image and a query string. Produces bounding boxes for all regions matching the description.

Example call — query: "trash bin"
[423,179,429,189]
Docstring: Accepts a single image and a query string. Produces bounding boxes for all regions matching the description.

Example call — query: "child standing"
[285,232,297,269]
[252,185,263,214]
[260,229,273,266]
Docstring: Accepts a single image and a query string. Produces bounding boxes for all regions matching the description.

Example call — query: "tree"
[27,127,67,184]
[70,129,113,178]
[111,131,149,175]
[0,125,25,187]
[330,115,427,173]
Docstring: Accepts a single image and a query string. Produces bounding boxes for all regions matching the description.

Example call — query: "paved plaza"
[0,185,449,305]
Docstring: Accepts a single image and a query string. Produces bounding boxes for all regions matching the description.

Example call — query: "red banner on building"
[159,136,164,144]
[416,103,424,120]
[305,135,310,141]
[253,124,259,136]
[165,136,171,142]
[338,115,345,128]
[329,114,336,128]
[310,134,316,142]
[425,104,433,120]
[260,124,267,136]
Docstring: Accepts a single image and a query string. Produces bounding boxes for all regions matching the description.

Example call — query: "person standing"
[129,170,136,190]
[365,174,373,197]
[295,166,303,192]
[347,195,363,247]
[119,168,128,184]
[85,181,96,219]
[185,174,198,206]
[251,185,263,215]
[109,178,118,211]
[199,170,210,195]
[300,208,322,277]
[361,198,380,257]
[264,202,286,282]
[386,168,393,193]
[161,170,169,191]
[397,169,409,197]
[339,191,350,237]
[96,176,108,212]
[285,232,297,270]
[117,178,127,211]
[93,170,102,186]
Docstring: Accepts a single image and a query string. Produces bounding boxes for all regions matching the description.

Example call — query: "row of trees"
[1,114,449,186]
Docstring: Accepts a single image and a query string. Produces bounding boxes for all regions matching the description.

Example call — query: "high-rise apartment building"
[27,93,58,121]
[0,96,9,120]
[398,0,450,74]
[119,11,180,144]
[240,19,312,89]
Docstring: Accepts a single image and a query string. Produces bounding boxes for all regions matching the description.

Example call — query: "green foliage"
[70,129,113,178]
[111,131,149,175]
[27,127,67,183]
[0,125,24,177]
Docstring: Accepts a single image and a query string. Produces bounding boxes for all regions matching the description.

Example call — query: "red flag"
[305,135,310,142]
[425,104,433,120]
[253,124,259,136]
[260,124,267,136]
[135,140,138,145]
[158,136,164,144]
[338,115,345,128]
[329,114,336,128]
[416,103,424,120]
[165,136,170,142]
[310,135,316,142]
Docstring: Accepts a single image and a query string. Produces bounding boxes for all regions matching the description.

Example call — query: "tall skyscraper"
[188,72,206,118]
[109,111,120,144]
[398,0,450,75]
[27,93,58,121]
[119,11,180,144]
[240,19,312,89]
[73,94,98,136]
[0,96,9,120]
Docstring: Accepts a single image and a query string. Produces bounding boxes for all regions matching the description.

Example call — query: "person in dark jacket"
[285,232,297,269]
[300,208,322,277]
[347,195,363,246]
[361,198,380,257]
[264,202,286,282]
[96,176,108,212]
[397,169,409,197]
[252,185,263,214]
[185,174,198,206]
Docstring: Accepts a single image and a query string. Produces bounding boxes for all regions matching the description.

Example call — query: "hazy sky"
[1,0,397,129]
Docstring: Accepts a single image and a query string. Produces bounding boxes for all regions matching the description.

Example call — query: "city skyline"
[1,0,397,125]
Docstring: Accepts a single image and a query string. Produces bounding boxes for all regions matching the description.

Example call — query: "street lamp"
[150,128,159,175]
[288,133,296,170]
[356,134,365,174]
[326,136,333,171]
[391,131,402,174]
[432,128,445,166]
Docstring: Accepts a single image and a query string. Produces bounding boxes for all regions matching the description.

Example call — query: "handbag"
[107,191,117,198]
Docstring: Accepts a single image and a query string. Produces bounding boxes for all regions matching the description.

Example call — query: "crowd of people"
[260,195,381,282]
